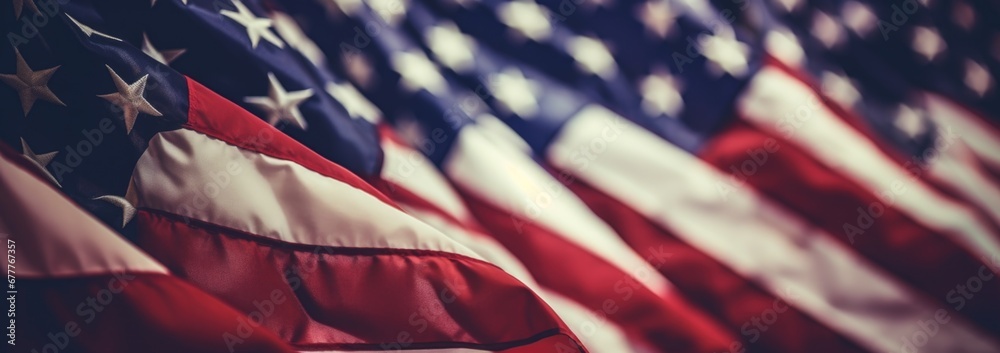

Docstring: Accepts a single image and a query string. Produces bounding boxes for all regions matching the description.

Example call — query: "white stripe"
[546,105,1000,353]
[0,153,167,277]
[443,124,671,296]
[132,128,481,259]
[738,67,1000,263]
[924,93,1000,172]
[540,289,637,353]
[381,137,474,223]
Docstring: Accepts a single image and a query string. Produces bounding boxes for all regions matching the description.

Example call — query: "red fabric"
[698,119,1000,336]
[21,274,297,353]
[135,209,583,352]
[557,171,868,353]
[456,186,737,353]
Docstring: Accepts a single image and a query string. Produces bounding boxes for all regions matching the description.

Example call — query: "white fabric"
[547,105,1000,353]
[0,153,167,277]
[132,128,482,259]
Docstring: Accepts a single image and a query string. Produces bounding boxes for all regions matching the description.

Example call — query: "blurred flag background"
[2,0,999,352]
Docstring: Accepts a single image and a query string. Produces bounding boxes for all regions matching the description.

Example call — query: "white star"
[64,14,122,41]
[568,36,617,79]
[497,1,552,42]
[490,67,541,118]
[141,33,186,65]
[772,0,802,13]
[841,1,877,38]
[964,59,993,97]
[244,73,313,129]
[97,65,162,134]
[391,50,448,96]
[342,51,376,89]
[820,71,861,109]
[0,49,64,116]
[20,138,60,187]
[94,195,137,228]
[765,28,805,67]
[271,11,327,67]
[911,26,946,62]
[326,81,381,123]
[332,0,363,15]
[894,105,927,139]
[367,0,408,26]
[635,0,676,39]
[811,10,845,49]
[221,0,284,49]
[699,30,750,78]
[639,68,684,117]
[13,0,39,18]
[425,22,477,72]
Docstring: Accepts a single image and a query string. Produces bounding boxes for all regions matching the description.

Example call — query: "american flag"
[2,0,999,352]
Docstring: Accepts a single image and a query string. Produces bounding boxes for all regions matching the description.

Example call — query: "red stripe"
[698,119,1000,337]
[455,186,738,353]
[134,209,583,352]
[556,170,868,353]
[22,273,296,353]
